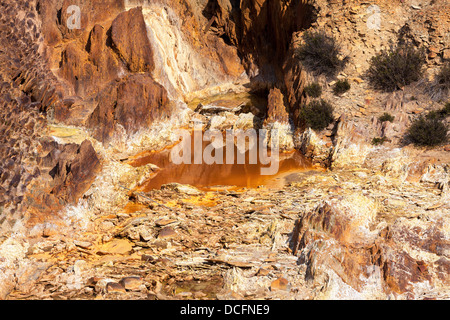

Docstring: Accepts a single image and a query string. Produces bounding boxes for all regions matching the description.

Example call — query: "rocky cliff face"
[0,0,102,234]
[201,0,315,122]
[43,2,174,144]
[204,0,315,78]
[0,0,448,301]
[128,0,248,101]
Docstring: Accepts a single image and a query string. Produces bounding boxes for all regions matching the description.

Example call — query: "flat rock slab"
[97,239,133,255]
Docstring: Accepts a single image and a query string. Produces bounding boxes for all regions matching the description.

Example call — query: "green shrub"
[296,30,349,76]
[304,82,322,98]
[379,112,395,122]
[300,99,334,131]
[333,79,351,95]
[407,116,448,146]
[367,43,426,91]
[372,137,387,146]
[425,103,450,120]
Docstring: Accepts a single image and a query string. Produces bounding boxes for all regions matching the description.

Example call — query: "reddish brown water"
[129,132,313,191]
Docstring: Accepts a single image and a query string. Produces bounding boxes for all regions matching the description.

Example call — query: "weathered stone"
[1,0,450,302]
[330,115,372,169]
[155,219,178,227]
[297,128,332,166]
[106,282,126,293]
[264,88,289,125]
[86,277,101,287]
[443,49,450,60]
[57,24,121,99]
[270,277,289,291]
[283,39,307,126]
[158,227,177,239]
[291,193,449,297]
[74,240,93,249]
[87,74,171,143]
[50,140,101,204]
[133,0,247,100]
[110,7,155,73]
[161,183,202,195]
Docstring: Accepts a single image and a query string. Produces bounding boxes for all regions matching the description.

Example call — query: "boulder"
[296,128,332,166]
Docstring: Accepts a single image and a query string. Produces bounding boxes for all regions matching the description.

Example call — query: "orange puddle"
[128,131,314,191]
[181,194,219,207]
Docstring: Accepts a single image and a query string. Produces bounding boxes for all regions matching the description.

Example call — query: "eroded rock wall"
[42,2,174,145]
[0,0,102,235]
[125,0,248,101]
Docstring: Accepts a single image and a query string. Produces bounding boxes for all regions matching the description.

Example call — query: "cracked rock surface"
[0,0,449,300]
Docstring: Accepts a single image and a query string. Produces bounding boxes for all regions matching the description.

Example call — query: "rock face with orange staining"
[291,196,449,298]
[39,0,125,67]
[0,0,248,233]
[86,74,171,144]
[0,0,104,233]
[265,88,289,125]
[48,140,101,204]
[131,0,248,100]
[19,137,101,228]
[53,5,171,135]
